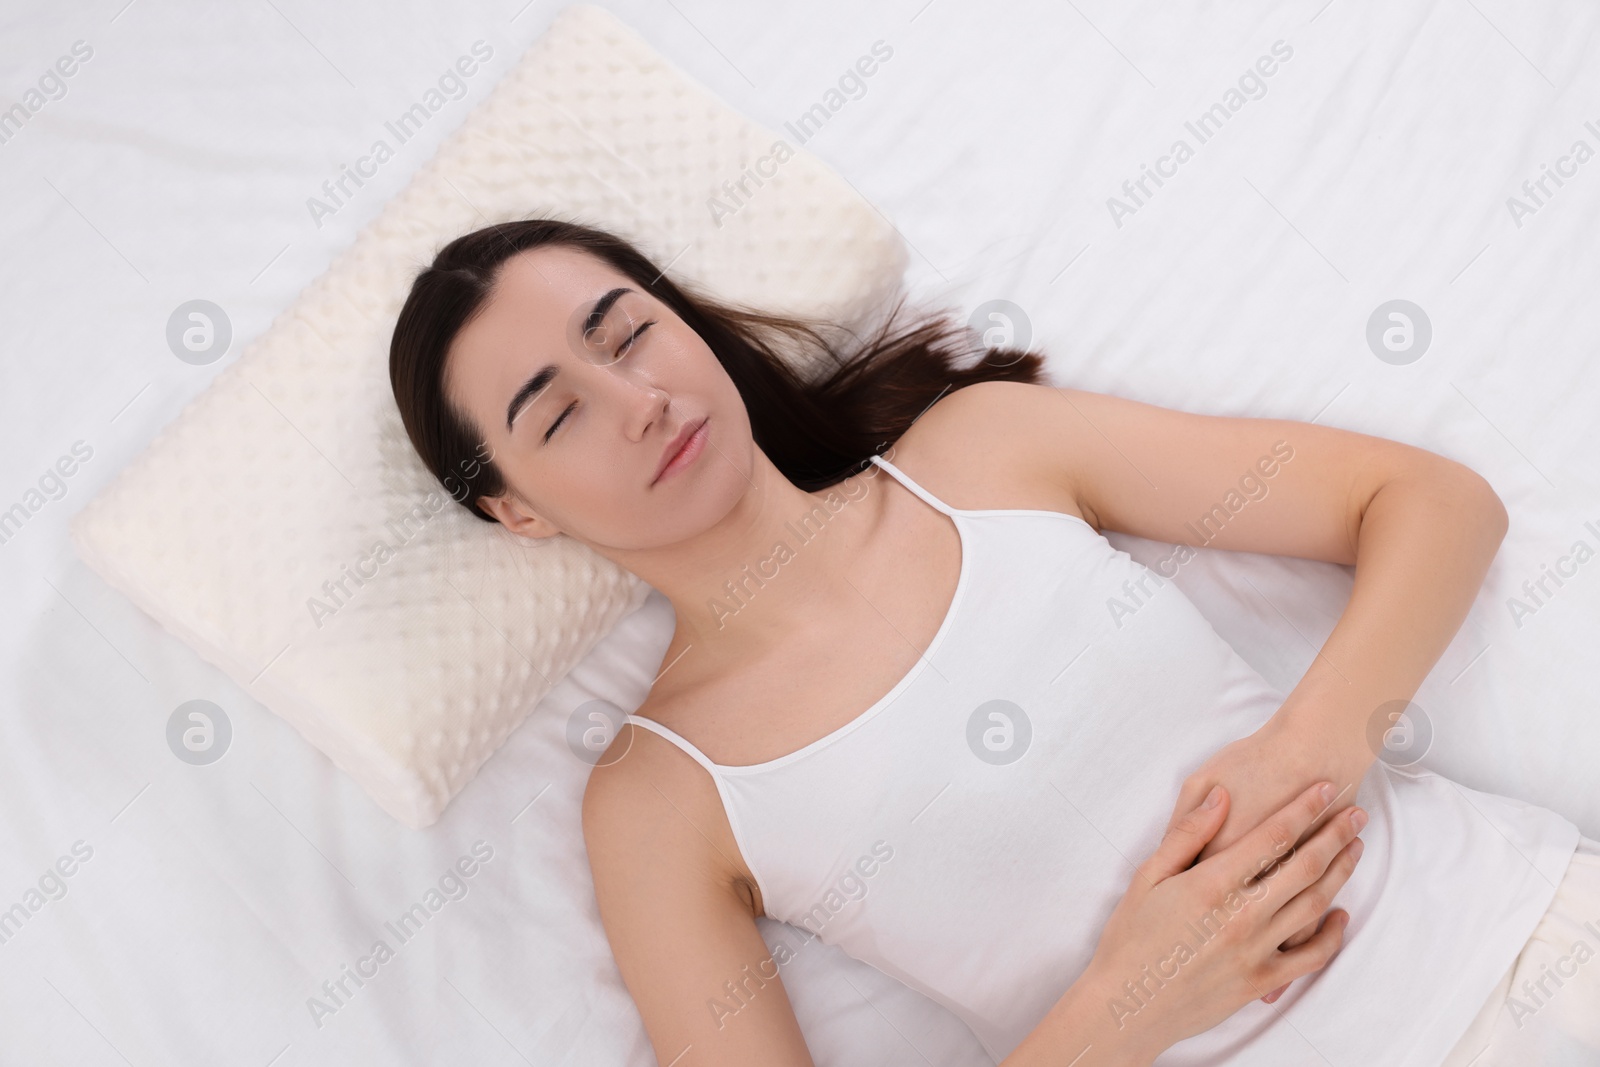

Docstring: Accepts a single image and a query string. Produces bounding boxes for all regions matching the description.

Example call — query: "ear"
[476,490,563,540]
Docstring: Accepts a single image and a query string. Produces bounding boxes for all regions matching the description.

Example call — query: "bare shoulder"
[887,379,1101,529]
[582,708,812,1063]
[581,705,761,916]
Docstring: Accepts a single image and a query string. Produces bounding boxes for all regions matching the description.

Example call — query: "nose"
[592,359,671,442]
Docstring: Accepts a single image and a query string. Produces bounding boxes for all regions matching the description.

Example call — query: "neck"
[593,451,887,676]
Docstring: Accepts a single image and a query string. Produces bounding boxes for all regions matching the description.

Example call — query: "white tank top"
[627,453,1579,1065]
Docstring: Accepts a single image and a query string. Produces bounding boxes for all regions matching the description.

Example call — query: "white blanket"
[3,0,1597,1063]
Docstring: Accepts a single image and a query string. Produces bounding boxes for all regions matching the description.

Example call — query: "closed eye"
[544,400,576,443]
[542,319,658,443]
[619,319,656,356]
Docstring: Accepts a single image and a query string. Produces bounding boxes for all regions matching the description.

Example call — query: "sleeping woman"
[389,219,1599,1066]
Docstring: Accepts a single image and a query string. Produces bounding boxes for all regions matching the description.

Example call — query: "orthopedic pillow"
[69,2,907,827]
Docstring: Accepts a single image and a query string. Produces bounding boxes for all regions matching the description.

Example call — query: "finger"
[1276,853,1349,948]
[1279,917,1321,952]
[1169,776,1212,821]
[1222,781,1350,892]
[1261,982,1290,1005]
[1139,785,1229,884]
[1249,805,1366,930]
[1260,909,1349,992]
[1268,833,1364,944]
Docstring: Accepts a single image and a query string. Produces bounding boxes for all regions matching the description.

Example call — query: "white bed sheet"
[3,0,1598,1064]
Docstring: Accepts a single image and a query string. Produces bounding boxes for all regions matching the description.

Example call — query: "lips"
[652,417,708,485]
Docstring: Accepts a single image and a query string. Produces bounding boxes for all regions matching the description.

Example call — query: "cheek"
[649,333,711,381]
[528,459,637,538]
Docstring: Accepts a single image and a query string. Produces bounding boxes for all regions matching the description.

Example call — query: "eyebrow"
[504,286,633,433]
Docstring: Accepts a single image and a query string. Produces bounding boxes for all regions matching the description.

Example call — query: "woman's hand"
[1165,713,1375,997]
[1032,781,1366,1065]
[1173,716,1370,864]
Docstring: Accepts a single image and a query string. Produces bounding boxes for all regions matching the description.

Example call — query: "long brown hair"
[389,218,1049,522]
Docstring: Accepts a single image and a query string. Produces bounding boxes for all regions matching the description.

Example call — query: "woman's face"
[443,245,754,551]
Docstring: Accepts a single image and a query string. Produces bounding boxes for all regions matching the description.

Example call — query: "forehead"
[472,244,622,342]
[444,245,627,413]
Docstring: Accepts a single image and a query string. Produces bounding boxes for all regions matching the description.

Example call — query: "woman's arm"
[928,379,1506,1000]
[936,380,1507,853]
[585,728,817,1066]
[1174,452,1507,860]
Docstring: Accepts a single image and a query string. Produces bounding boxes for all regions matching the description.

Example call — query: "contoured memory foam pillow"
[69,3,907,828]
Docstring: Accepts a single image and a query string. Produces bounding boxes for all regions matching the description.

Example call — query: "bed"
[2,0,1597,1063]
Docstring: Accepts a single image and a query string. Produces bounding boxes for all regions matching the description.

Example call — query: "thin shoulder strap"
[625,714,723,776]
[869,453,959,517]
